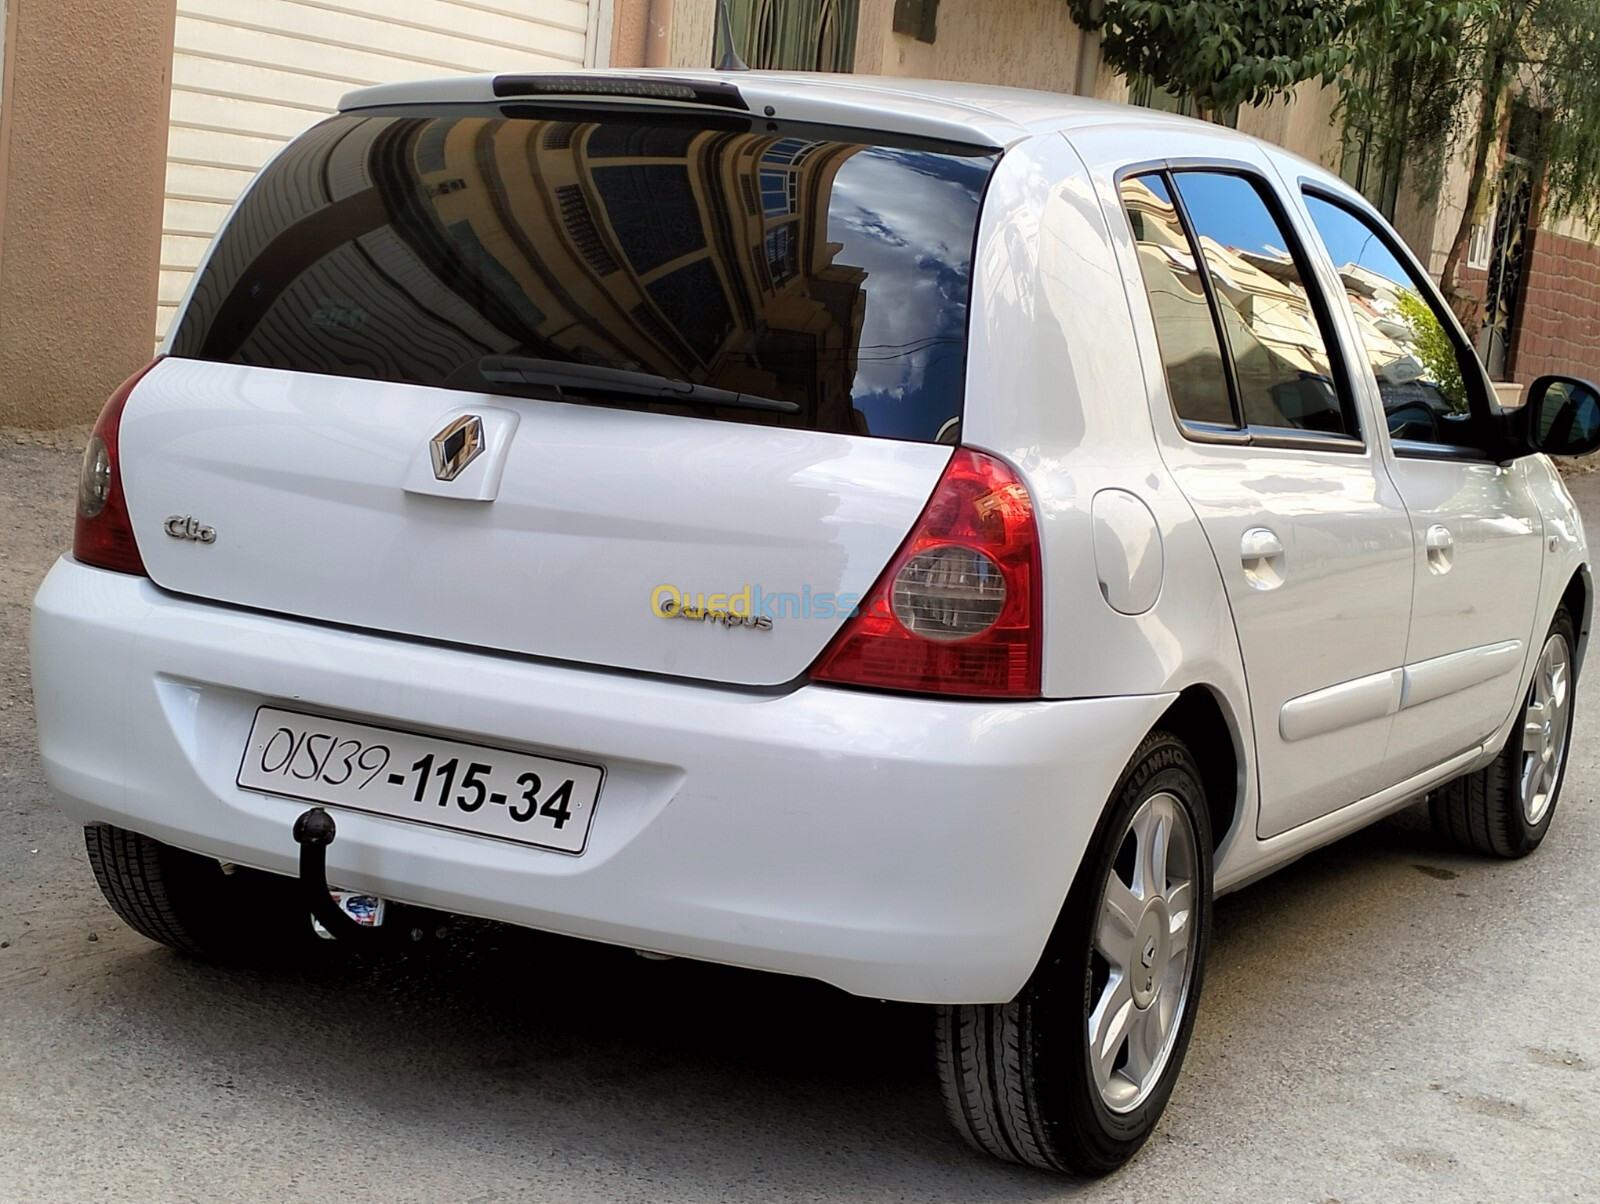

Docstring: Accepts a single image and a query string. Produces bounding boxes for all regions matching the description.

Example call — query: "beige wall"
[0,0,176,428]
[668,0,716,68]
[854,0,1115,95]
[1235,81,1342,171]
[612,0,715,69]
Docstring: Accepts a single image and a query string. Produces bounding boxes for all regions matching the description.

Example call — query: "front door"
[1299,192,1545,777]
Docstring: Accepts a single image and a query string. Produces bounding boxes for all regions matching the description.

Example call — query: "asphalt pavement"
[2,434,1597,1202]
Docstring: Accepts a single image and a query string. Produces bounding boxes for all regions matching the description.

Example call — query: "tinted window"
[171,112,999,443]
[1302,193,1487,450]
[1171,172,1354,438]
[1121,173,1236,427]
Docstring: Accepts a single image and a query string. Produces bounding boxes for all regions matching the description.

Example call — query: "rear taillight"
[74,359,161,576]
[810,447,1042,698]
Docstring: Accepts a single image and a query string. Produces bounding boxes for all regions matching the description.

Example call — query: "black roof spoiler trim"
[492,74,750,112]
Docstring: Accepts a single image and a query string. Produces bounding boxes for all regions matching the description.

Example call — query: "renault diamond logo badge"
[430,415,486,482]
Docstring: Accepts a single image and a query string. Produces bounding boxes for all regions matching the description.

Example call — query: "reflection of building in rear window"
[168,112,996,444]
[765,222,798,287]
[760,168,796,217]
[542,122,579,151]
[417,120,451,173]
[445,221,547,333]
[591,164,704,274]
[555,185,622,276]
[585,124,698,159]
[645,259,734,363]
[762,138,820,165]
[760,139,820,217]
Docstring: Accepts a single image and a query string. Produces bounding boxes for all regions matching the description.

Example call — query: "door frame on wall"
[587,0,614,67]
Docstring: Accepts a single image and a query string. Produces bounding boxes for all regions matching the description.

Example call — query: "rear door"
[1112,161,1415,839]
[1296,189,1544,776]
[127,105,1002,687]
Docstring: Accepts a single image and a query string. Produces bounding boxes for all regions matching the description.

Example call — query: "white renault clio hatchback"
[31,71,1600,1174]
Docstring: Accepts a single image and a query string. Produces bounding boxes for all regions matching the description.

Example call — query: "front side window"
[171,110,999,444]
[1301,193,1489,453]
[1170,172,1354,439]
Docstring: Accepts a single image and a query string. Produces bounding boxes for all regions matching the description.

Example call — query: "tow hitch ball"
[291,807,386,941]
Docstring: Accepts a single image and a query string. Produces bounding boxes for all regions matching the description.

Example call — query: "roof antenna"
[714,0,750,71]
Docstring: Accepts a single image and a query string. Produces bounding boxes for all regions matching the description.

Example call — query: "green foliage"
[1336,1,1490,199]
[1529,0,1600,228]
[1395,288,1467,410]
[1065,1,1351,113]
[1339,0,1600,238]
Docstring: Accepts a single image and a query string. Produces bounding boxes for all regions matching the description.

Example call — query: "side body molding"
[1280,641,1523,742]
[1400,640,1524,710]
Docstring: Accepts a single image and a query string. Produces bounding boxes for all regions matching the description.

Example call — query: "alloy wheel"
[1087,790,1200,1114]
[1521,632,1572,826]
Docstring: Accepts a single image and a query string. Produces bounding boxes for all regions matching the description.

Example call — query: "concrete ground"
[2,435,1597,1203]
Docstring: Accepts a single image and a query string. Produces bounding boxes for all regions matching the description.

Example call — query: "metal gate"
[1480,103,1540,379]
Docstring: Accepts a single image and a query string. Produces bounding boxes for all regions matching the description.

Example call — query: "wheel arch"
[1151,684,1242,854]
[1562,564,1591,677]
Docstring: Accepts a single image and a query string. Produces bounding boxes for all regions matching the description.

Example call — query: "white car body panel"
[121,359,950,687]
[1072,126,1422,840]
[30,71,1594,1003]
[32,559,1170,1004]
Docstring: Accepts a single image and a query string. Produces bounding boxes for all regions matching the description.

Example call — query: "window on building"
[765,221,799,287]
[1466,206,1497,271]
[1339,130,1403,221]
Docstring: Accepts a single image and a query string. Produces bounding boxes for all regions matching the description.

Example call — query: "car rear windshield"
[170,107,1000,444]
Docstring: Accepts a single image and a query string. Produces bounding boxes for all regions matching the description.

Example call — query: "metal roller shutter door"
[159,0,603,341]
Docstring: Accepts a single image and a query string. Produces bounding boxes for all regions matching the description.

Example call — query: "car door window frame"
[1298,182,1501,463]
[1116,158,1367,455]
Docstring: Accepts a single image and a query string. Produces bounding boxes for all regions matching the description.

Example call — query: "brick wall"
[1510,229,1600,387]
[1456,264,1489,309]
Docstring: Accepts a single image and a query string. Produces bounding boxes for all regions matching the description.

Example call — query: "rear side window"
[1122,169,1357,442]
[1172,172,1352,438]
[171,111,1000,444]
[1121,174,1235,428]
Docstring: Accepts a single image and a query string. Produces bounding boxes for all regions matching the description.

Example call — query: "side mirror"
[1527,375,1600,457]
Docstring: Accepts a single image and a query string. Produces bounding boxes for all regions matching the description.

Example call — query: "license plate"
[237,707,603,855]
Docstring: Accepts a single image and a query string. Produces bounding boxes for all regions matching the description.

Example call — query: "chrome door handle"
[1240,527,1285,589]
[1425,524,1455,574]
[1241,528,1284,559]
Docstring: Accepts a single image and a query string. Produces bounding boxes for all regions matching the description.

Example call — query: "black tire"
[1430,606,1577,859]
[85,824,319,960]
[935,730,1213,1175]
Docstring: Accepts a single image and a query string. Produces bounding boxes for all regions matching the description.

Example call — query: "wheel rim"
[1520,632,1572,827]
[1087,791,1200,1114]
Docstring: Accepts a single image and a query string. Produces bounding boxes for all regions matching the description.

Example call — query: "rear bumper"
[31,557,1173,1003]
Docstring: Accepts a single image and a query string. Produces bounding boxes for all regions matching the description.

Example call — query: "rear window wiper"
[475,356,800,415]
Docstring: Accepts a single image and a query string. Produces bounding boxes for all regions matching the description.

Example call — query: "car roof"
[339,68,1356,204]
[342,69,1268,150]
